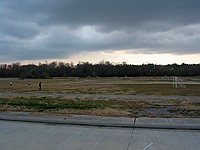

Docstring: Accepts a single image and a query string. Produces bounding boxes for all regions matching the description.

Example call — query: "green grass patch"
[1,96,200,117]
[0,97,148,112]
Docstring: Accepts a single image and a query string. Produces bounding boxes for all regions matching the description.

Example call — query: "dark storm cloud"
[3,0,200,27]
[0,0,200,62]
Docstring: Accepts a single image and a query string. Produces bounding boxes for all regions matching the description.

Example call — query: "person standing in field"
[39,82,42,90]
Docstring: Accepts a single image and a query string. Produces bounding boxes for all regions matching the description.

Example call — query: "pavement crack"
[167,118,172,126]
[98,116,104,123]
[126,128,134,150]
[133,117,136,127]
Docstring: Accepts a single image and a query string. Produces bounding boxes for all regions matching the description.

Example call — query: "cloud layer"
[0,0,200,62]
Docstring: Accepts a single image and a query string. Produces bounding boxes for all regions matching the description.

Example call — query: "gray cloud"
[0,0,200,62]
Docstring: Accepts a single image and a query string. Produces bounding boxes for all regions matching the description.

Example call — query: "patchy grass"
[1,97,200,117]
[0,97,142,112]
[0,77,199,117]
[0,77,199,96]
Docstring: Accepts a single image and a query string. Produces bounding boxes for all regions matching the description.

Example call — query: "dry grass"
[1,96,200,118]
[0,77,199,95]
[0,77,199,117]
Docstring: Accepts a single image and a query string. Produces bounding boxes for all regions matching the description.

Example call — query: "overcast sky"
[0,0,200,64]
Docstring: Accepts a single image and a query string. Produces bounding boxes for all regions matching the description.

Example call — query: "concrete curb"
[0,112,200,130]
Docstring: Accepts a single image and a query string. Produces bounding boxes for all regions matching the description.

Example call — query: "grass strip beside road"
[1,97,200,118]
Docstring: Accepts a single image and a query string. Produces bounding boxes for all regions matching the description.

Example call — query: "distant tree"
[0,61,200,78]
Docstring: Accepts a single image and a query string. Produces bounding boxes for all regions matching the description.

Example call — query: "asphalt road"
[0,120,200,150]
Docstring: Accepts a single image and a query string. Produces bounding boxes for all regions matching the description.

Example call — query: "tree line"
[0,61,199,78]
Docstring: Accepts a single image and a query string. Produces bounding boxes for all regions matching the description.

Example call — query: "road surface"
[0,120,200,150]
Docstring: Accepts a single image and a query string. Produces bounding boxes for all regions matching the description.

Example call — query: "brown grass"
[0,77,199,117]
[0,77,199,95]
[1,96,200,118]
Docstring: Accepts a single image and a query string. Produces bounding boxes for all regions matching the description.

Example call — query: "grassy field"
[0,76,199,95]
[0,77,199,117]
[1,96,200,118]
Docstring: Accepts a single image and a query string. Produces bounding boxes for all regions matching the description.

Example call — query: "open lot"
[0,77,200,117]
